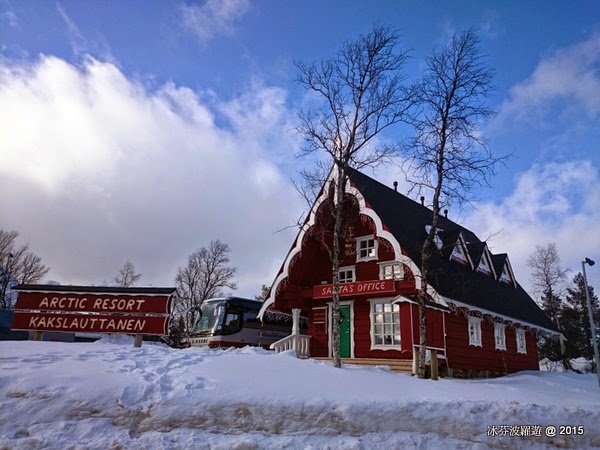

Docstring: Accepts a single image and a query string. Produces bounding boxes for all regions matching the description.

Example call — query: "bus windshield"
[192,301,225,336]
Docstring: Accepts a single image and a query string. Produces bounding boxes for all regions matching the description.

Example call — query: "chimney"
[420,196,425,206]
[444,209,448,218]
[393,181,398,192]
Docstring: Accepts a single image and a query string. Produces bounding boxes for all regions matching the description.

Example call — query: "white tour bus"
[189,296,295,349]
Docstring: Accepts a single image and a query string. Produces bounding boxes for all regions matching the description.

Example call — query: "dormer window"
[500,260,516,287]
[476,246,497,278]
[450,235,470,266]
[356,236,378,262]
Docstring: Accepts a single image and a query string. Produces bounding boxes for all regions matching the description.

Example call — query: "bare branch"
[114,260,142,287]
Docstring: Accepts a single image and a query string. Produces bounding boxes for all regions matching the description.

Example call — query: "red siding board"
[444,313,539,373]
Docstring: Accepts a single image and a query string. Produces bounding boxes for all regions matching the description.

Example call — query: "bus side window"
[243,310,259,323]
[223,312,241,334]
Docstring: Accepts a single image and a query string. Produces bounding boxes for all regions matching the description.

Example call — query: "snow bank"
[1,341,599,449]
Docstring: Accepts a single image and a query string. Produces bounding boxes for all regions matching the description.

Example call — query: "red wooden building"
[259,167,558,376]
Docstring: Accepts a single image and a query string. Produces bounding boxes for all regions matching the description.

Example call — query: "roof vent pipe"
[393,181,398,191]
[444,209,448,218]
[420,196,425,206]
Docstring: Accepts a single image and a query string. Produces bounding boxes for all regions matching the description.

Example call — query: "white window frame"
[494,323,506,350]
[378,261,404,280]
[451,240,469,265]
[516,329,527,354]
[468,316,482,347]
[356,235,378,262]
[338,265,356,284]
[500,259,516,287]
[369,298,401,350]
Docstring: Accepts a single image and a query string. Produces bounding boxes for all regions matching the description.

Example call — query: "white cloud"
[0,55,302,296]
[496,33,600,126]
[464,160,600,296]
[180,0,251,45]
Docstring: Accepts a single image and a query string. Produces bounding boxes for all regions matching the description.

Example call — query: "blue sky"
[1,0,599,295]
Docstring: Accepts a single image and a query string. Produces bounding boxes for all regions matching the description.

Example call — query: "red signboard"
[15,292,171,315]
[313,279,396,299]
[12,312,169,336]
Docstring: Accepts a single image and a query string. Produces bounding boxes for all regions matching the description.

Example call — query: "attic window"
[356,236,378,262]
[500,262,515,286]
[451,238,469,265]
[477,250,494,277]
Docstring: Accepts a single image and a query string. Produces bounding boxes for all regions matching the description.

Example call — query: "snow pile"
[539,357,595,373]
[1,341,599,449]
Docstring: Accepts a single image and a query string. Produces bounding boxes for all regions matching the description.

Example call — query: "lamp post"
[581,257,600,388]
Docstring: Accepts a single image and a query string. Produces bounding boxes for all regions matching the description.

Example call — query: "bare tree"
[528,243,569,302]
[174,240,237,335]
[254,284,270,301]
[295,24,412,368]
[403,29,506,378]
[0,229,50,308]
[527,243,569,363]
[114,260,142,287]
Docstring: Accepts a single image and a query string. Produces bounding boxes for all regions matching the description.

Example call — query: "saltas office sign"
[313,279,396,299]
[12,285,176,336]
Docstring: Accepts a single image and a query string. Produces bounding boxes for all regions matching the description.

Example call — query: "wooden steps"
[312,357,413,374]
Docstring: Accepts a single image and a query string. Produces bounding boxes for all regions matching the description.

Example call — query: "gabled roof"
[345,167,557,333]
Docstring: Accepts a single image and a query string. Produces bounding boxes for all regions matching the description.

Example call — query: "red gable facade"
[259,168,558,377]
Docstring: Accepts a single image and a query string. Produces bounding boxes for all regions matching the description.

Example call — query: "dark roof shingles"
[346,167,557,332]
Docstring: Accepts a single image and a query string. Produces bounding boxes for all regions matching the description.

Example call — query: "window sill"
[370,344,401,351]
[357,256,378,263]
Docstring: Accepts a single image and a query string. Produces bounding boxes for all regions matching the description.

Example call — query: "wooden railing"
[270,333,311,358]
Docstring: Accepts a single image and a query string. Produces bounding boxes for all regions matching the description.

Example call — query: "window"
[516,329,527,354]
[477,254,492,275]
[356,236,378,262]
[500,261,515,286]
[379,262,404,280]
[494,323,506,350]
[451,240,469,265]
[468,316,482,347]
[370,300,400,348]
[338,266,355,283]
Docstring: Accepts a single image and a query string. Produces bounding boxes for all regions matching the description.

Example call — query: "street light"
[581,257,600,388]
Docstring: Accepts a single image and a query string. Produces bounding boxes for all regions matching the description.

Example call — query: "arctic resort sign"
[11,285,176,337]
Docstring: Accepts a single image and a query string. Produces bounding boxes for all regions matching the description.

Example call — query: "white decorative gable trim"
[258,168,445,319]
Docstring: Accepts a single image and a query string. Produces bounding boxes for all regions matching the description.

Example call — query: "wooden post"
[430,349,439,380]
[134,335,143,348]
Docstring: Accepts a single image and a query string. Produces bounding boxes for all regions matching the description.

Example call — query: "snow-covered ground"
[1,337,599,449]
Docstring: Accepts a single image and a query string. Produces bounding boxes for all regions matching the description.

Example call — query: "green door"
[339,305,351,358]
